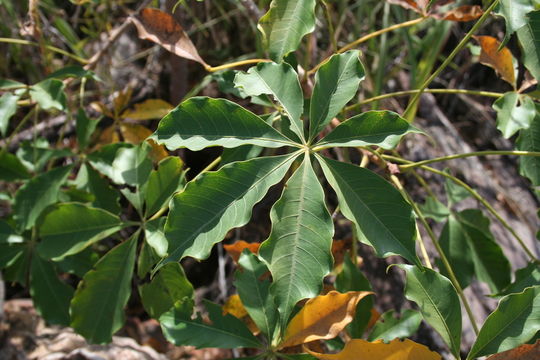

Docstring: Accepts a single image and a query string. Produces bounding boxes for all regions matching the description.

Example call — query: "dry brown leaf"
[223,240,260,263]
[437,5,483,22]
[121,99,174,121]
[474,35,516,88]
[387,0,429,13]
[278,291,372,349]
[120,123,168,161]
[113,88,133,117]
[96,125,120,147]
[305,338,442,360]
[486,340,540,360]
[131,8,208,68]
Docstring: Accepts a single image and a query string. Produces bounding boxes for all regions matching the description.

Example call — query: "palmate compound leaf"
[234,62,304,141]
[160,300,262,349]
[234,251,277,339]
[314,111,422,150]
[305,338,442,360]
[70,233,138,344]
[259,154,334,328]
[467,286,540,360]
[278,291,372,349]
[163,153,298,263]
[316,155,419,266]
[397,265,462,358]
[151,97,297,151]
[258,0,317,62]
[309,50,365,141]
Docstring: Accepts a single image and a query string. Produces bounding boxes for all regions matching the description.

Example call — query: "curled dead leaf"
[432,5,483,22]
[304,338,442,360]
[474,36,516,88]
[278,291,372,349]
[387,0,428,14]
[223,240,260,263]
[130,8,208,68]
[486,340,540,360]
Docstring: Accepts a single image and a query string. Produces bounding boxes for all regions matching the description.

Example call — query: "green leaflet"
[467,286,540,360]
[439,216,475,290]
[160,300,262,349]
[235,251,278,340]
[516,104,540,191]
[29,79,67,111]
[164,153,298,262]
[0,92,19,136]
[517,10,540,81]
[37,203,125,260]
[76,108,99,150]
[397,265,462,358]
[310,50,365,140]
[0,150,30,181]
[419,196,450,223]
[144,217,168,258]
[152,97,295,151]
[259,155,334,328]
[495,0,537,45]
[112,143,153,187]
[30,253,74,326]
[13,164,72,231]
[496,263,540,297]
[493,92,536,138]
[234,62,304,141]
[315,111,421,150]
[258,0,317,62]
[70,234,138,344]
[139,262,194,319]
[144,156,184,217]
[74,163,121,214]
[317,155,419,266]
[367,309,422,342]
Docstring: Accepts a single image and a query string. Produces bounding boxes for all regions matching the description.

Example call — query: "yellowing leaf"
[120,123,168,161]
[121,99,174,121]
[279,291,372,349]
[474,36,516,88]
[223,294,248,318]
[305,338,442,360]
[131,8,208,68]
[486,340,540,360]
[223,240,260,263]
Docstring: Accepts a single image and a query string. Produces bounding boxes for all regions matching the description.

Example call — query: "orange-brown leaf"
[121,99,174,121]
[279,291,372,349]
[131,8,208,67]
[305,338,442,360]
[387,0,428,13]
[223,240,260,263]
[474,35,516,88]
[120,123,168,161]
[486,340,540,360]
[438,5,483,22]
[96,125,120,146]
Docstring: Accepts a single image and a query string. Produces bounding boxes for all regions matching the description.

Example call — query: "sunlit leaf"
[160,300,262,349]
[0,92,19,136]
[37,203,125,260]
[259,155,334,327]
[517,10,540,82]
[258,0,317,62]
[70,234,138,344]
[235,62,304,140]
[144,156,184,218]
[419,196,450,222]
[224,240,260,263]
[495,0,536,45]
[131,8,208,67]
[467,286,540,360]
[474,36,516,88]
[152,97,296,151]
[486,340,540,360]
[397,265,461,357]
[29,79,67,111]
[121,99,174,120]
[164,154,297,262]
[279,291,371,349]
[305,338,441,360]
[367,309,422,342]
[493,93,536,138]
[309,50,365,140]
[317,156,419,266]
[74,164,121,214]
[316,111,421,150]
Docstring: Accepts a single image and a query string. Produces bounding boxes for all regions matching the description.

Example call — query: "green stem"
[391,175,480,335]
[399,150,540,170]
[0,37,89,64]
[346,88,503,113]
[403,0,500,118]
